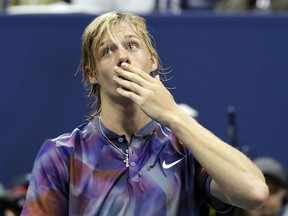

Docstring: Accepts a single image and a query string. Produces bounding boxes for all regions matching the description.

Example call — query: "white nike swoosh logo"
[162,158,184,169]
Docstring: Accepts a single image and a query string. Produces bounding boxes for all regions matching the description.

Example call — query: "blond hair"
[81,11,162,120]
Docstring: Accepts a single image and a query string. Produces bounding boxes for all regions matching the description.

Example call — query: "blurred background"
[0,0,288,215]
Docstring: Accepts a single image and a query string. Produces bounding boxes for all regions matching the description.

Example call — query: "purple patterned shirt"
[21,117,228,216]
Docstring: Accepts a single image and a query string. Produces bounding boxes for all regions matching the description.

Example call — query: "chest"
[67,137,197,215]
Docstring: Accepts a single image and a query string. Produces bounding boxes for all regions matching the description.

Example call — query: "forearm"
[166,109,268,210]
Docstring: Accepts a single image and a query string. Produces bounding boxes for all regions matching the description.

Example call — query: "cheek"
[135,53,155,72]
[98,61,114,78]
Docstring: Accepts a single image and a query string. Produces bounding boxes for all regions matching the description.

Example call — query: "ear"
[85,66,98,84]
[150,56,158,72]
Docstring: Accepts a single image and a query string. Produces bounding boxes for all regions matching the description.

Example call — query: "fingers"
[113,63,157,94]
[116,86,142,104]
[113,63,162,105]
[113,74,142,94]
[113,66,147,88]
[114,62,155,84]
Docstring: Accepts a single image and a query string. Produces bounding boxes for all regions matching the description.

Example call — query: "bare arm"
[167,111,268,210]
[113,63,269,210]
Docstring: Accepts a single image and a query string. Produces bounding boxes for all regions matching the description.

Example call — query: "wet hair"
[81,11,163,120]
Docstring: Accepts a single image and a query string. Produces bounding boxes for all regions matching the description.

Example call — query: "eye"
[127,42,138,51]
[102,48,113,57]
[101,43,117,57]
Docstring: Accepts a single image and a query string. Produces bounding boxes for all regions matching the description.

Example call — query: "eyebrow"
[125,35,140,40]
[99,34,141,48]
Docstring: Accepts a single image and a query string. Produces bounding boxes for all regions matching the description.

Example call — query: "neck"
[99,106,151,142]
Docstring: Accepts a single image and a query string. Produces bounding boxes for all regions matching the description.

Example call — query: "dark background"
[1,13,287,187]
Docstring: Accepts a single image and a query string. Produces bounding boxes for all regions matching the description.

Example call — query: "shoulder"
[155,123,191,156]
[36,122,97,160]
[154,123,172,139]
[48,121,96,148]
[32,122,97,177]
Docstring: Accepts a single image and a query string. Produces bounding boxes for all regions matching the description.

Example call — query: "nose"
[117,49,131,67]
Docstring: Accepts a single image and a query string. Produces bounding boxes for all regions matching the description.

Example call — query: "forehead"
[100,22,141,45]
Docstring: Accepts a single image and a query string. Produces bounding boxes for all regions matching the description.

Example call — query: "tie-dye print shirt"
[22,117,229,216]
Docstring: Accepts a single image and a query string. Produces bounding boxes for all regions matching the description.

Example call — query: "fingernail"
[114,66,119,70]
[121,62,128,67]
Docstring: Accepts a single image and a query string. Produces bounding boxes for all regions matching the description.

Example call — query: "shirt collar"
[92,116,157,139]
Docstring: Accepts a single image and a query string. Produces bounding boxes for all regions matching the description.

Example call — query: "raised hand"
[113,62,181,126]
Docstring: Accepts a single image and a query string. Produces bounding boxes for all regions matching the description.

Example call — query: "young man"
[21,11,268,215]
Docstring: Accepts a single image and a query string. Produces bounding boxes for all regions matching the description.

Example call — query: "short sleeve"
[196,162,232,213]
[21,139,70,215]
[204,175,233,213]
